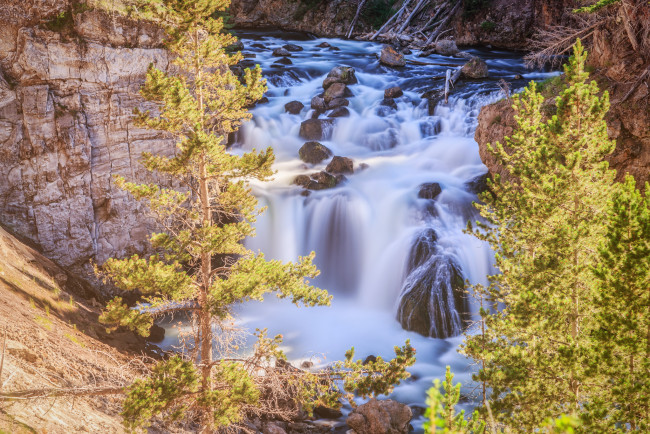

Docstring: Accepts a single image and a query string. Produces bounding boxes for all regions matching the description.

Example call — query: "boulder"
[417,182,442,200]
[380,98,398,110]
[309,171,339,190]
[311,96,327,112]
[317,42,331,48]
[326,156,354,174]
[384,86,403,99]
[328,107,350,118]
[323,77,340,90]
[327,98,349,109]
[273,57,293,66]
[299,119,334,141]
[422,89,445,116]
[146,324,165,343]
[272,47,292,57]
[251,43,266,50]
[283,43,303,52]
[435,39,459,56]
[324,82,347,103]
[314,405,344,419]
[263,422,287,434]
[284,100,304,115]
[298,141,332,164]
[380,45,406,67]
[293,174,311,188]
[461,57,489,79]
[327,66,358,85]
[346,399,412,434]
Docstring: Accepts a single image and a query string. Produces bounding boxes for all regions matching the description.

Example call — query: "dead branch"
[0,386,125,400]
[371,0,413,41]
[419,1,447,33]
[398,0,429,34]
[347,0,369,39]
[425,0,461,45]
[622,67,650,101]
[524,20,604,68]
[620,0,639,51]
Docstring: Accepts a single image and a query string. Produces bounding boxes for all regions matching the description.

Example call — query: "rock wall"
[0,6,173,282]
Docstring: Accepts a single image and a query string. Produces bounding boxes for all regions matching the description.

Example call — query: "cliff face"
[0,6,173,281]
[474,5,650,186]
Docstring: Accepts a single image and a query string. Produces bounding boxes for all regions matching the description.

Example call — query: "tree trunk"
[347,0,369,39]
[371,0,413,41]
[398,0,429,34]
[425,0,460,45]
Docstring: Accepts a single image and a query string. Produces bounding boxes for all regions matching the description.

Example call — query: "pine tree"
[97,0,415,430]
[587,175,650,430]
[461,40,616,429]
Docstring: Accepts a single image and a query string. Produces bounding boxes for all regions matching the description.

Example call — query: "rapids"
[161,30,560,430]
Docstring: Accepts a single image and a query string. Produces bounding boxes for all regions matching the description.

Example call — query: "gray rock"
[327,66,358,85]
[272,47,292,57]
[284,100,304,115]
[346,399,412,434]
[298,141,332,164]
[326,156,354,174]
[380,45,406,67]
[324,82,347,103]
[461,57,489,79]
[283,43,303,52]
[435,39,459,56]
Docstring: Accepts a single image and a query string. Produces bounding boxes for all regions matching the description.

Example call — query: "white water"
[160,30,559,429]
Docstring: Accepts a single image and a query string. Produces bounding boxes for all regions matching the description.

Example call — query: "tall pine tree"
[97,0,415,430]
[462,40,616,429]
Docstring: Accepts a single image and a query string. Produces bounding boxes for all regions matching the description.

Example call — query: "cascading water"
[161,29,559,430]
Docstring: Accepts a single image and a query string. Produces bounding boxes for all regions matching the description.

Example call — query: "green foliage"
[479,20,496,32]
[44,11,73,32]
[587,174,650,430]
[363,0,398,30]
[574,0,621,13]
[462,40,617,429]
[99,297,153,336]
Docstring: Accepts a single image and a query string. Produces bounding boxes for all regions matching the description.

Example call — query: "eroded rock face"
[346,399,412,434]
[0,9,173,283]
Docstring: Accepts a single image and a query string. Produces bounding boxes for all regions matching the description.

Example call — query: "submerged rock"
[346,399,412,434]
[417,182,442,200]
[380,98,398,110]
[298,141,332,164]
[272,57,293,66]
[380,45,406,67]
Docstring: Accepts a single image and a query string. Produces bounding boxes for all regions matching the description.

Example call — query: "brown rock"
[326,156,354,174]
[417,182,442,200]
[327,66,358,85]
[328,107,350,118]
[461,57,489,79]
[324,82,347,103]
[299,119,334,141]
[346,399,412,434]
[380,45,406,67]
[311,96,327,112]
[298,141,332,164]
[272,47,291,57]
[435,39,459,56]
[284,100,304,115]
[293,174,311,187]
[328,98,350,109]
[384,86,403,99]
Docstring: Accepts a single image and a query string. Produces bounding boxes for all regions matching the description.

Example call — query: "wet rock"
[323,77,340,90]
[299,119,334,141]
[346,399,412,434]
[243,53,256,58]
[380,45,406,67]
[435,39,459,56]
[380,98,398,110]
[309,171,339,190]
[327,66,358,85]
[315,405,344,419]
[273,57,293,66]
[461,57,489,79]
[324,82,347,103]
[327,98,349,109]
[326,156,354,174]
[456,51,474,59]
[514,74,523,80]
[284,100,304,115]
[251,43,266,50]
[226,39,244,53]
[258,96,270,105]
[422,89,445,116]
[317,42,331,48]
[298,141,332,164]
[328,46,341,51]
[272,47,292,57]
[263,422,287,434]
[401,48,412,55]
[384,86,403,99]
[465,173,494,198]
[343,86,355,98]
[283,43,303,52]
[328,107,350,118]
[417,182,442,200]
[146,324,165,343]
[293,174,311,188]
[311,96,327,112]
[397,229,470,338]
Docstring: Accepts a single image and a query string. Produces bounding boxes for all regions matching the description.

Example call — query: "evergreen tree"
[587,175,650,430]
[97,0,415,430]
[461,40,616,429]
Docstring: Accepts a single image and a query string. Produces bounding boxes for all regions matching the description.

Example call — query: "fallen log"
[398,0,430,34]
[347,0,369,39]
[425,0,461,45]
[371,0,413,41]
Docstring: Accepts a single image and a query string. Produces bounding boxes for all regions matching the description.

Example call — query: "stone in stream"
[380,98,398,110]
[327,66,358,85]
[380,45,406,67]
[308,171,339,190]
[284,100,304,115]
[328,107,350,118]
[311,96,327,112]
[384,86,403,99]
[435,39,459,56]
[272,47,292,57]
[282,43,303,52]
[346,399,412,434]
[396,229,471,338]
[461,56,489,78]
[299,119,334,141]
[251,43,266,50]
[322,77,339,90]
[421,89,445,116]
[272,57,292,66]
[298,141,332,164]
[327,97,349,109]
[316,42,331,48]
[326,156,354,174]
[417,182,442,200]
[324,82,347,103]
[292,174,311,188]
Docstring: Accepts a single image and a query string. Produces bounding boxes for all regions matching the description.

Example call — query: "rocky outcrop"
[346,399,412,434]
[0,6,173,283]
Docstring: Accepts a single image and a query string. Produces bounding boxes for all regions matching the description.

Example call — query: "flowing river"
[161,29,558,431]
